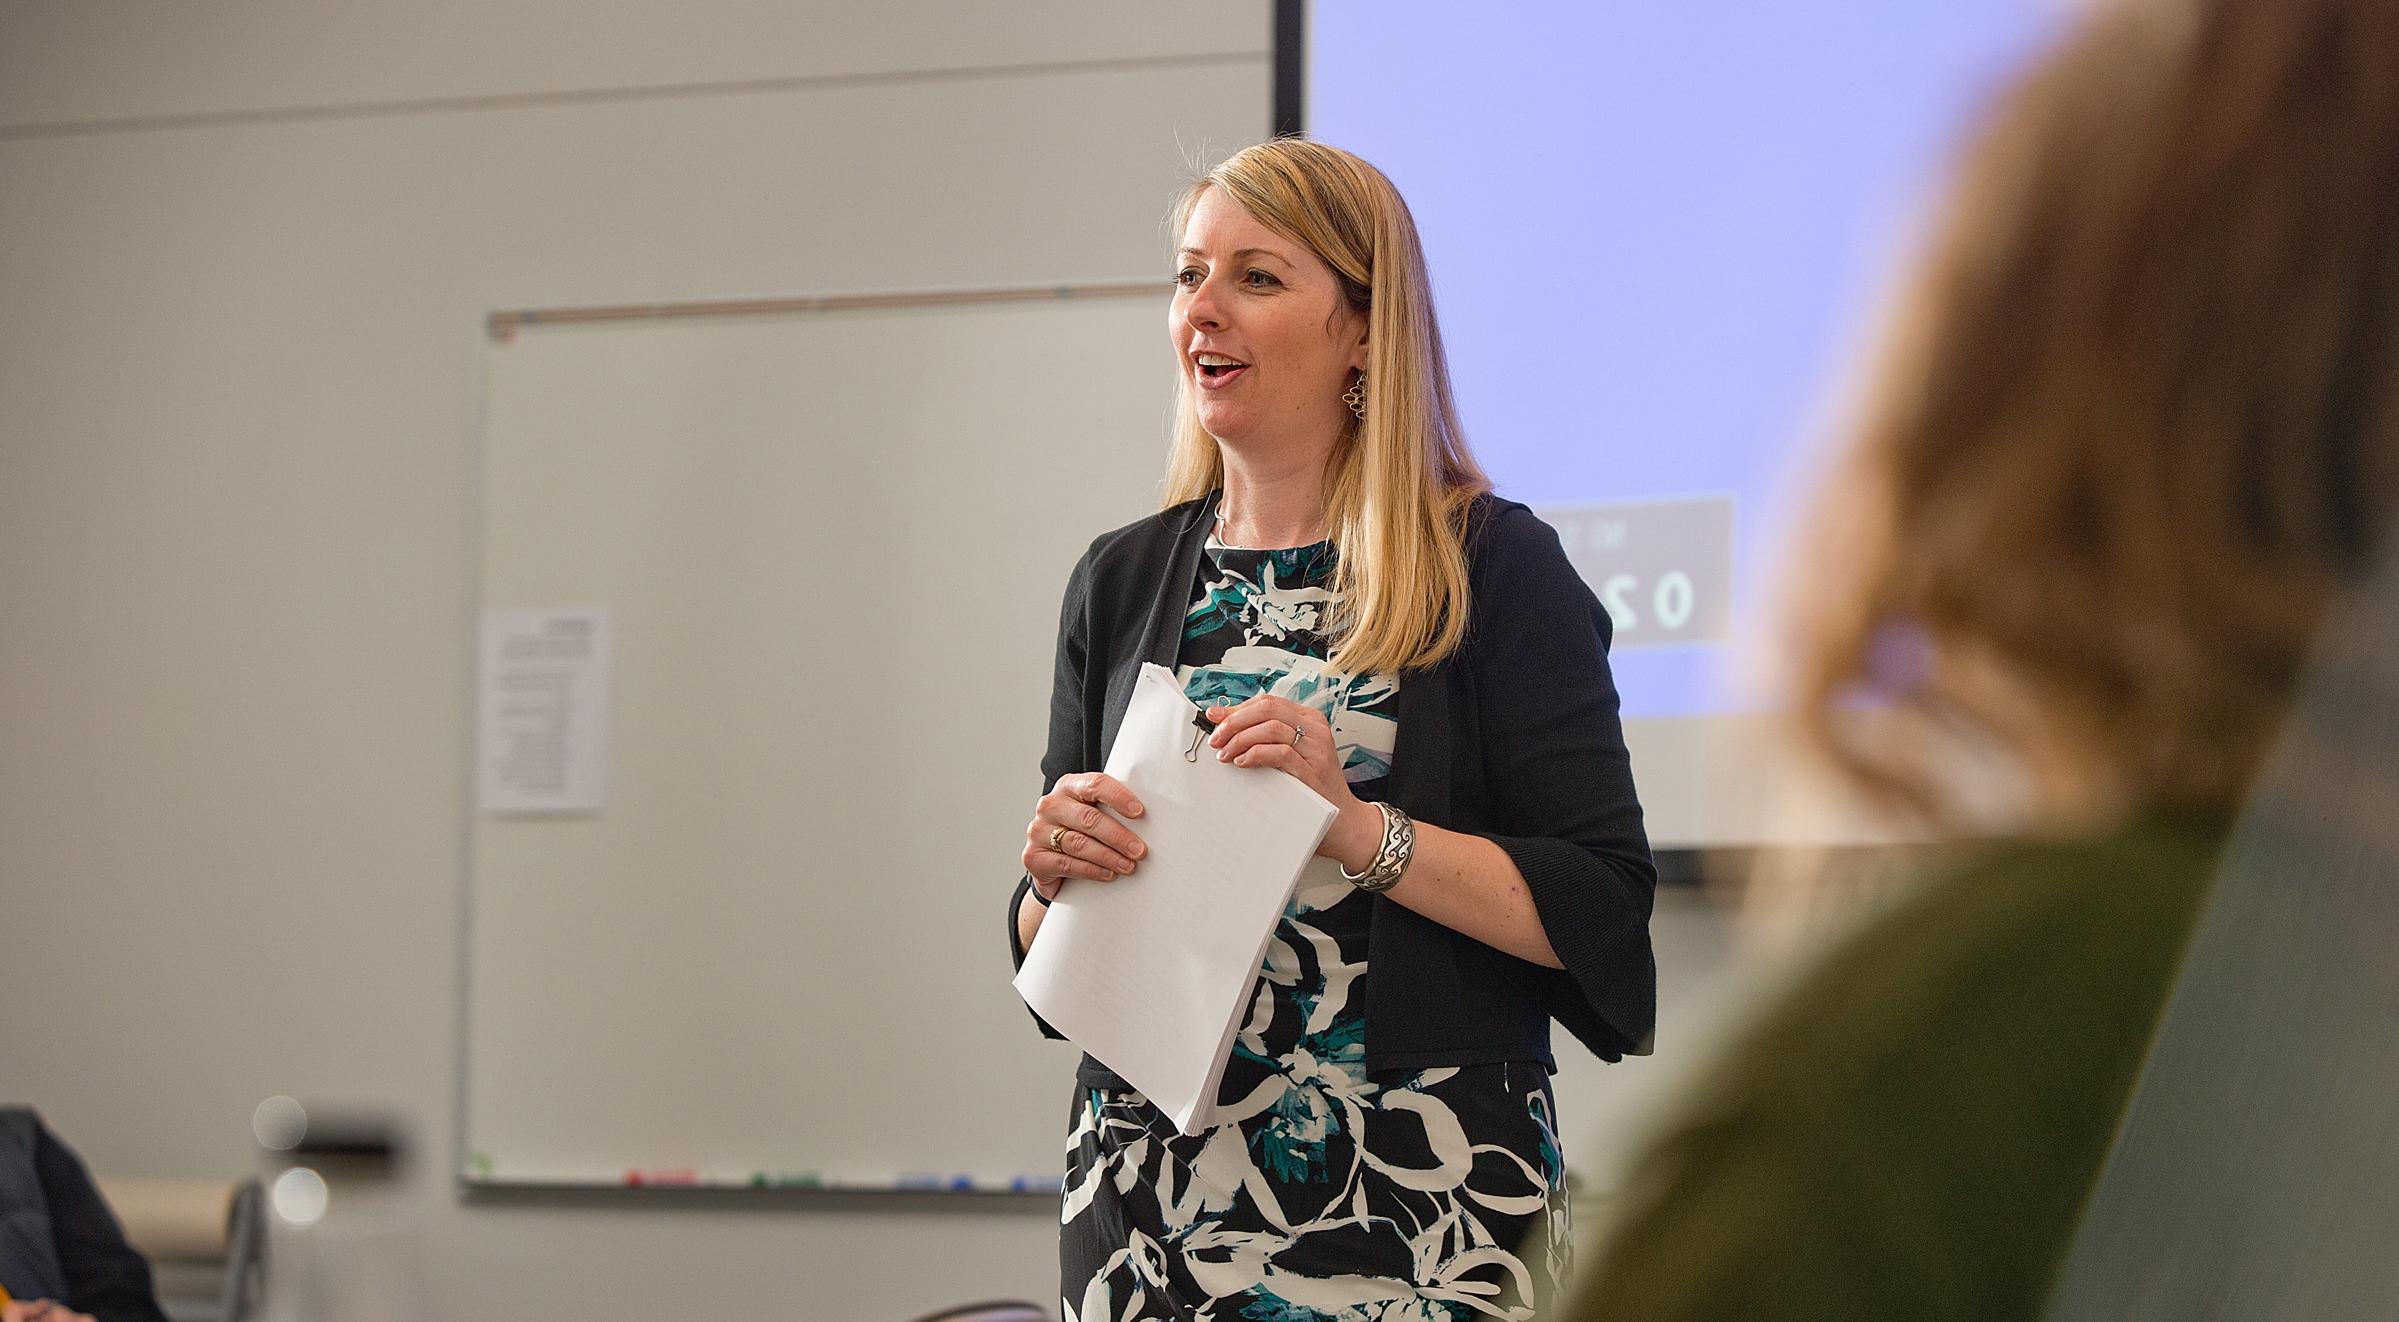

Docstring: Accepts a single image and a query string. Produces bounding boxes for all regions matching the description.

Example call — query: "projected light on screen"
[1308,3,2062,729]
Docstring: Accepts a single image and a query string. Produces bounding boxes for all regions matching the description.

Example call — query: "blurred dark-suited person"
[1563,0,2399,1316]
[0,1110,167,1322]
[1006,139,1656,1320]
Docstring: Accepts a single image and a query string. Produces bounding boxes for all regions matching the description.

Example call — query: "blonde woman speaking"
[1006,139,1655,1321]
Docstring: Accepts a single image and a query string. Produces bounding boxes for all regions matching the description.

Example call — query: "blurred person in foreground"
[0,1110,167,1322]
[1564,0,2399,1316]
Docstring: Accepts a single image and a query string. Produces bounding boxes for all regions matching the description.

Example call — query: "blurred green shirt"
[1567,818,2224,1320]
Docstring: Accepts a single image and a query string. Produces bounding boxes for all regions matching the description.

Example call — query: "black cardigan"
[0,1109,170,1322]
[1008,490,1656,1078]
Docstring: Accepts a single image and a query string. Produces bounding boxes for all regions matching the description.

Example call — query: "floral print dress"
[1058,536,1571,1322]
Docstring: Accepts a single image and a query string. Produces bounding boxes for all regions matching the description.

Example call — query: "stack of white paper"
[1014,663,1339,1135]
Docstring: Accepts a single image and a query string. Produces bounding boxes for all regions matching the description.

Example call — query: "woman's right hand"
[1023,772,1149,903]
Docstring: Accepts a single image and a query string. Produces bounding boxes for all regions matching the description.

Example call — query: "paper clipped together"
[1014,663,1338,1135]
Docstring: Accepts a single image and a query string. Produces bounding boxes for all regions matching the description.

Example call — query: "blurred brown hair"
[1786,0,2399,832]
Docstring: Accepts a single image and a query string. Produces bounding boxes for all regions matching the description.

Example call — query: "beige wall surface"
[0,3,1268,1317]
[0,1,1256,128]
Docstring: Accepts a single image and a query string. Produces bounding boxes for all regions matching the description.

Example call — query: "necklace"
[1213,502,1329,551]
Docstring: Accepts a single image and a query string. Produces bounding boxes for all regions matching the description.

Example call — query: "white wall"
[0,4,1270,1317]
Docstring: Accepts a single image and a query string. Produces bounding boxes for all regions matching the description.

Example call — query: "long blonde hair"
[1786,0,2399,833]
[1163,139,1491,676]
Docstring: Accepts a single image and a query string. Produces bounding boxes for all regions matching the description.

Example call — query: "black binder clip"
[1185,708,1217,762]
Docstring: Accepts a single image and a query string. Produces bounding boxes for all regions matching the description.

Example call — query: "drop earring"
[1343,373,1368,421]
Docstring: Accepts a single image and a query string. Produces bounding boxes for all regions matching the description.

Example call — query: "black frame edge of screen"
[1264,0,1705,888]
[1272,0,1305,137]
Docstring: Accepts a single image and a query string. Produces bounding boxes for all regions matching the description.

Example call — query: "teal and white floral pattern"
[1058,537,1569,1321]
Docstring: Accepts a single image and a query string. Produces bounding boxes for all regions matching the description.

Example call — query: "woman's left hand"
[1205,695,1381,869]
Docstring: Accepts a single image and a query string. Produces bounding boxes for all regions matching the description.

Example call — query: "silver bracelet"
[1340,802,1415,893]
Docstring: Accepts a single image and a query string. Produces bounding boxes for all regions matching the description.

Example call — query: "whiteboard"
[463,291,1178,1190]
[458,289,1695,1194]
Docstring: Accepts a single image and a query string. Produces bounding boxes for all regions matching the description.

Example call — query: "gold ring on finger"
[1049,825,1069,853]
[1289,722,1305,747]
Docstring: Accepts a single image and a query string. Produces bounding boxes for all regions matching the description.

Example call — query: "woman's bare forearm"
[1365,821,1564,969]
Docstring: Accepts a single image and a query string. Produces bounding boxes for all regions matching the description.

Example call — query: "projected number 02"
[1539,497,1733,648]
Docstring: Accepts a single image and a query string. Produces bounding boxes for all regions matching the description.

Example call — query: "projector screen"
[1307,2,2061,845]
